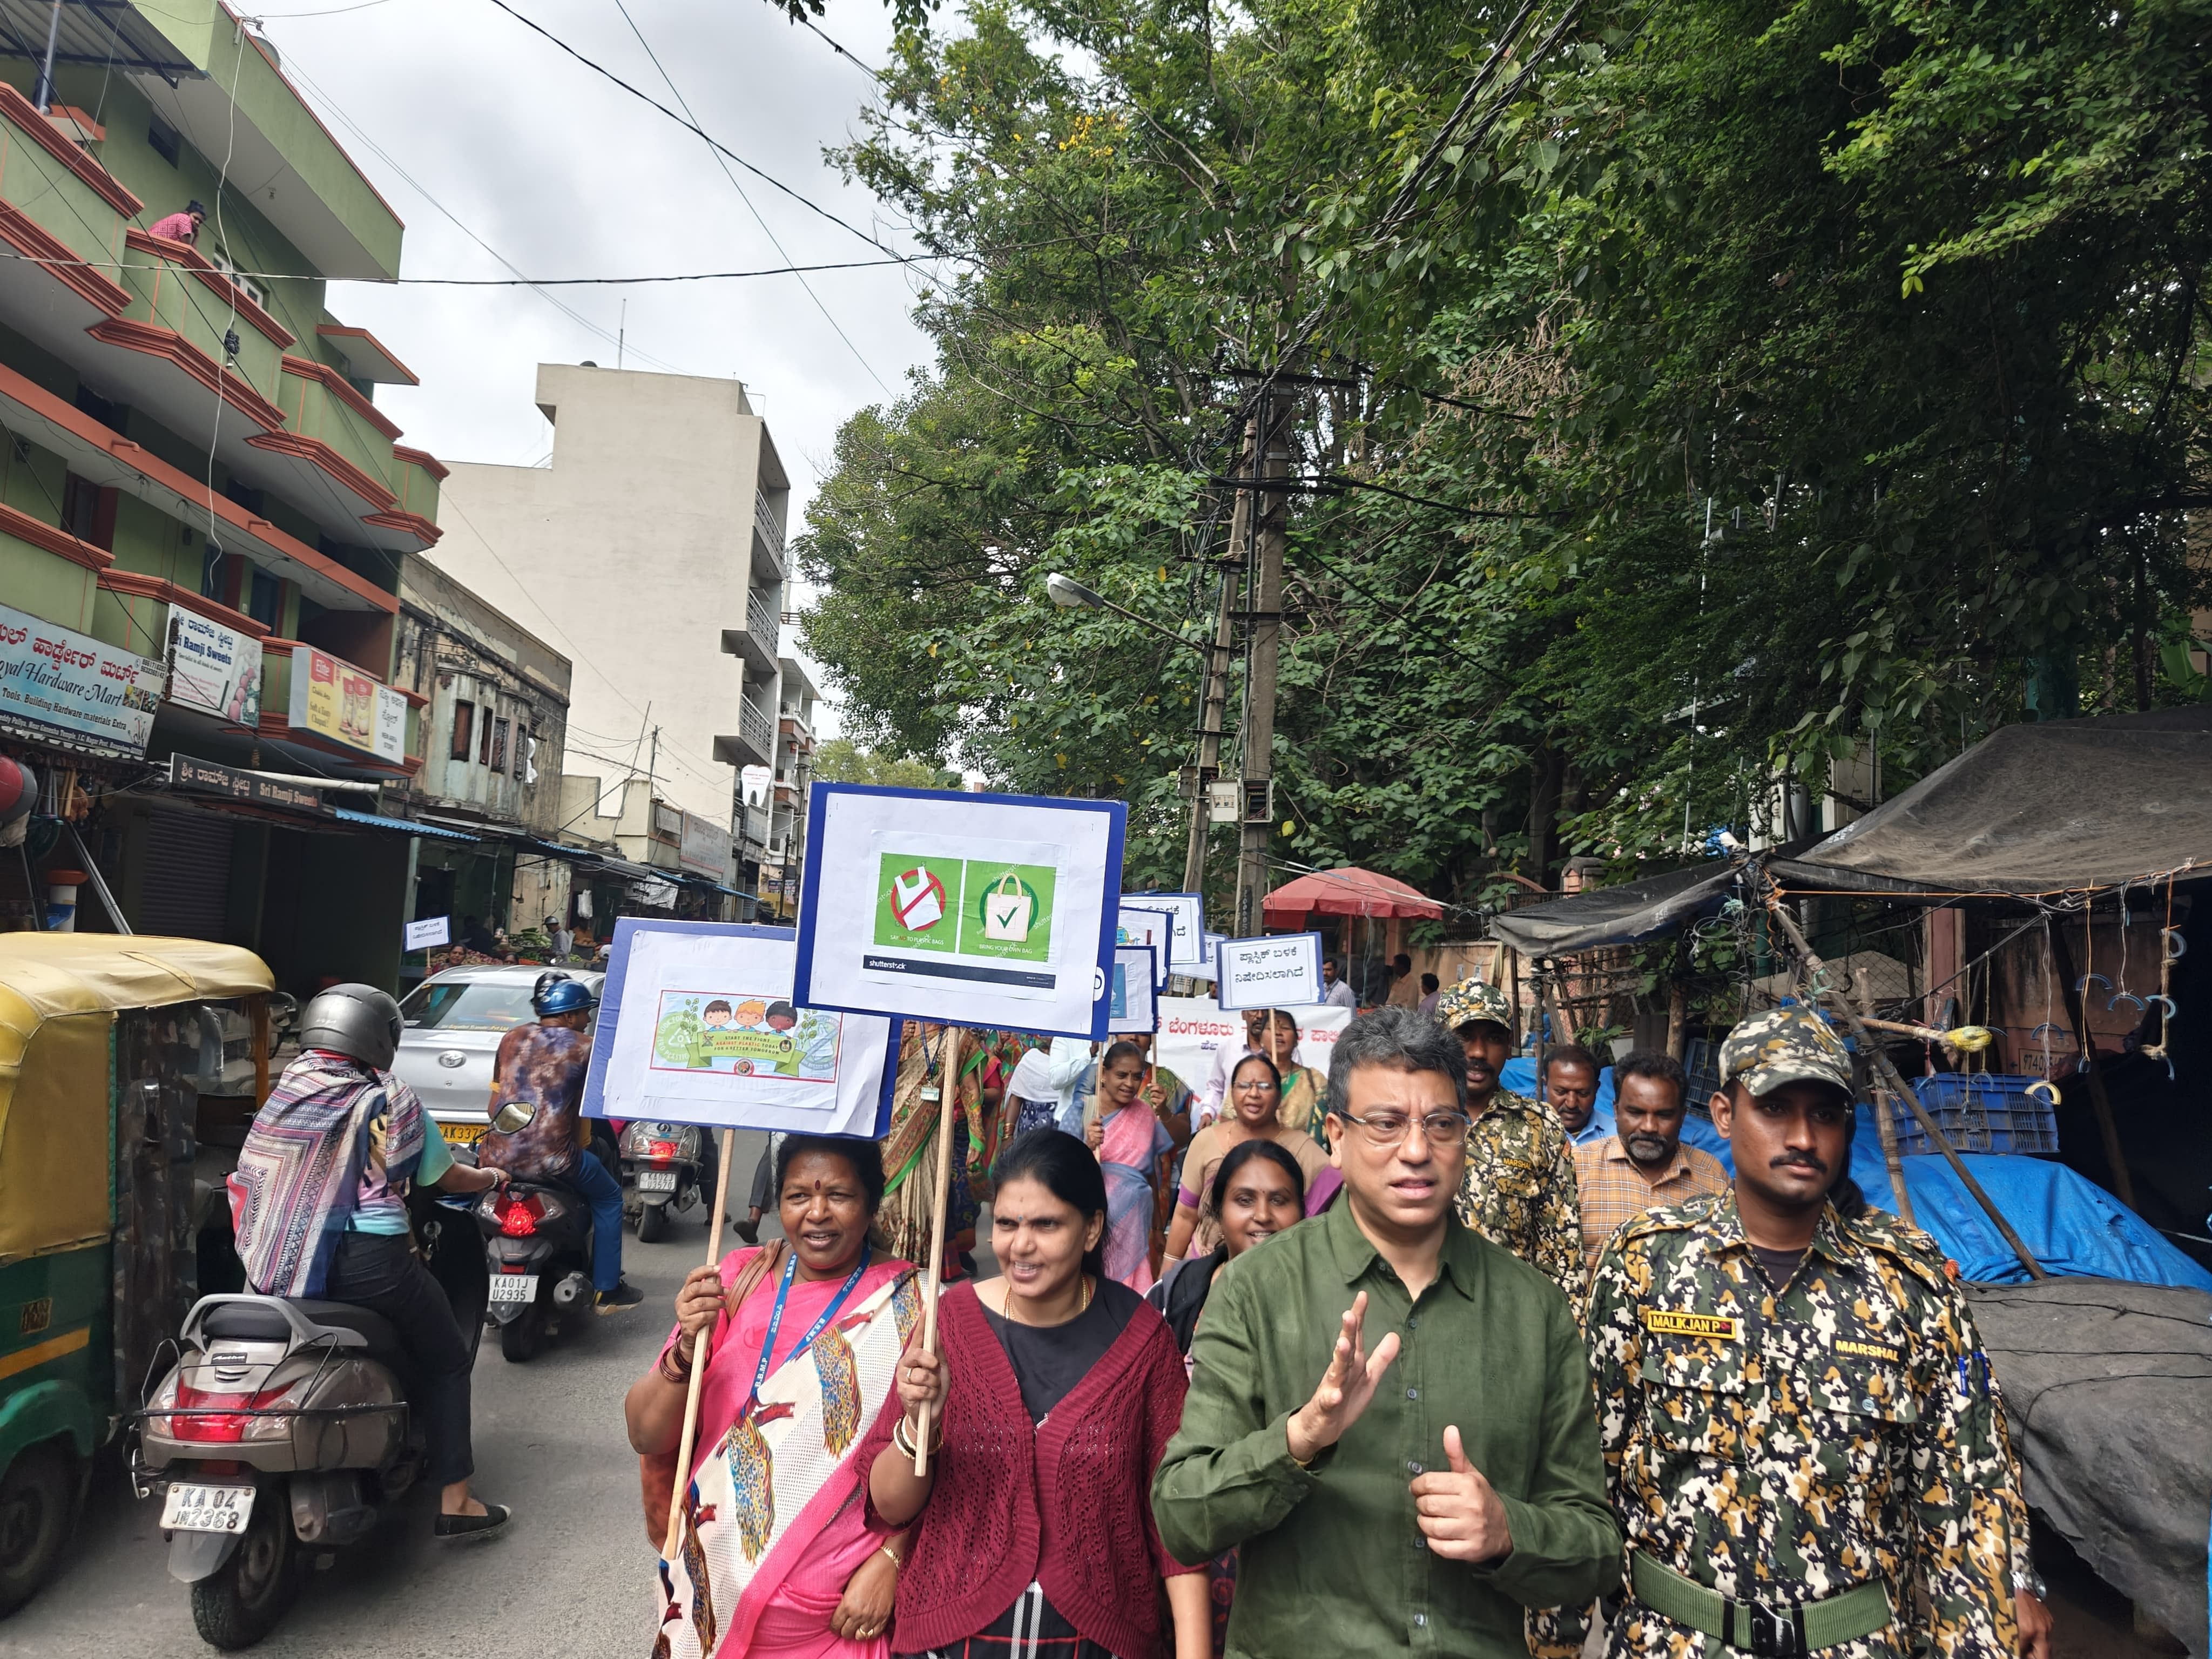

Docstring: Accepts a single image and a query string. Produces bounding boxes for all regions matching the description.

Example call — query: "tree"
[812,738,959,790]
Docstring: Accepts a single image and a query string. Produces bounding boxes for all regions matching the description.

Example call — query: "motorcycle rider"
[227,984,512,1539]
[476,972,645,1313]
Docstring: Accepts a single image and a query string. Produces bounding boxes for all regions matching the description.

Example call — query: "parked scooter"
[130,1110,502,1650]
[476,1159,596,1363]
[617,1119,707,1242]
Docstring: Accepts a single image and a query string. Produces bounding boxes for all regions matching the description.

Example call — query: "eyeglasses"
[1333,1109,1472,1148]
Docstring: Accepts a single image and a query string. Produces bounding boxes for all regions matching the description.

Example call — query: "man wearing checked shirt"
[1153,1007,1619,1655]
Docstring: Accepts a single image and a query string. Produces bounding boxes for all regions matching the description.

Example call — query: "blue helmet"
[532,972,596,1018]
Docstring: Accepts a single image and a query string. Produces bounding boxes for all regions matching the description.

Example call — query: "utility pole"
[1182,426,1250,896]
[1232,389,1292,937]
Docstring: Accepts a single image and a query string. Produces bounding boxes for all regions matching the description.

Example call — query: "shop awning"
[1489,861,1744,955]
[332,807,478,841]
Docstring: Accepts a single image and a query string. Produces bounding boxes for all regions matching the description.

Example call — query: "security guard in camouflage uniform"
[1432,980,1583,1300]
[1564,1006,2024,1659]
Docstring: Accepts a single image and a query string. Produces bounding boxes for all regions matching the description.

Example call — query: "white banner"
[1156,995,1351,1107]
[165,604,261,726]
[794,783,1124,1039]
[1217,932,1324,1009]
[585,919,896,1134]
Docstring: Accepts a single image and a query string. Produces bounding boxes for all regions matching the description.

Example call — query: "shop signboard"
[0,600,161,759]
[168,753,320,812]
[165,604,261,727]
[678,808,736,884]
[287,645,406,764]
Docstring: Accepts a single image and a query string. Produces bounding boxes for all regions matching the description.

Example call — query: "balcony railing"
[752,490,784,576]
[740,692,775,759]
[748,583,778,645]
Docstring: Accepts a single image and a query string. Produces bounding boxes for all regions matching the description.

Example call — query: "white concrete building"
[426,364,786,907]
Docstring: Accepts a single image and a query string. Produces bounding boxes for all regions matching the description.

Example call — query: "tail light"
[496,1191,546,1237]
[648,1140,678,1159]
[149,1374,304,1442]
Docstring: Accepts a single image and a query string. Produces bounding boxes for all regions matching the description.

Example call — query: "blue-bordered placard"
[1215,932,1326,1010]
[1108,943,1160,1034]
[792,782,1125,1040]
[582,918,899,1135]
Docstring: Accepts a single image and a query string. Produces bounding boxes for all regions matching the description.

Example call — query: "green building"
[0,2,448,992]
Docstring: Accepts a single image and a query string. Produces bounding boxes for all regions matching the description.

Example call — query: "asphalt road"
[2,1129,780,1659]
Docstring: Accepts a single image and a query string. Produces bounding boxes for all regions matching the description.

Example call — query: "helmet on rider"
[298,983,404,1071]
[532,972,596,1019]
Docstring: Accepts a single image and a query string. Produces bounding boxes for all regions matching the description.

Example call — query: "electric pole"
[1182,425,1250,896]
[1232,389,1292,937]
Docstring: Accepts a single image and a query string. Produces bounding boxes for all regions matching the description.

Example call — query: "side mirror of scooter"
[490,1099,536,1136]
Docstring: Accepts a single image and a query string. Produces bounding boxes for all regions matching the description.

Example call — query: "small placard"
[403,915,450,952]
[1116,902,1176,988]
[1108,943,1160,1034]
[1123,891,1204,970]
[1216,933,1325,1010]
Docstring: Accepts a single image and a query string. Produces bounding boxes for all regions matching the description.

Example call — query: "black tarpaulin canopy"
[1774,708,2212,896]
[1488,861,1744,955]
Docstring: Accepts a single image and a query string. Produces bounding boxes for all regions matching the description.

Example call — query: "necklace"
[1001,1271,1090,1326]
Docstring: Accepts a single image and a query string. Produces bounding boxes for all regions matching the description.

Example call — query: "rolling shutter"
[139,811,234,940]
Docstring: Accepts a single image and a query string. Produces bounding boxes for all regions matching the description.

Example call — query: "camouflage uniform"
[1543,1008,2020,1659]
[1434,979,1586,1302]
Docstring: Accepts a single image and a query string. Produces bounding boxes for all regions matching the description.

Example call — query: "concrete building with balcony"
[0,1,451,990]
[428,363,786,919]
[758,656,818,920]
[390,558,578,969]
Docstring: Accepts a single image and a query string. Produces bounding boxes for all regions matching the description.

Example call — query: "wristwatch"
[2013,1564,2047,1600]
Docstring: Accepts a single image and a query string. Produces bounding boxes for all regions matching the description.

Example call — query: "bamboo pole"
[1851,952,1916,1230]
[1757,882,2041,1278]
[662,1127,739,1560]
[911,1022,965,1474]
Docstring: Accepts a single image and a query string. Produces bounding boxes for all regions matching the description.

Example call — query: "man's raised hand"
[1411,1424,1513,1563]
[1286,1291,1401,1464]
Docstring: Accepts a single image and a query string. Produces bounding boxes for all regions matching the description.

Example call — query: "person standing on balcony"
[149,200,206,244]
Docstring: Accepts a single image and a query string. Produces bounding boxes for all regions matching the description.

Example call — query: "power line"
[0,247,922,284]
[610,0,891,395]
[792,14,879,76]
[480,0,915,263]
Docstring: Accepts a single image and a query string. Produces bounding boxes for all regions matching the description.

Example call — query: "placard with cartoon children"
[649,990,843,1083]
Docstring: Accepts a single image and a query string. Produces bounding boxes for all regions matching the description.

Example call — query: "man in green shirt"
[1153,1006,1621,1656]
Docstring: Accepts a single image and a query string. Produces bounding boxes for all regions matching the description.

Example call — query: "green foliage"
[812,738,958,790]
[795,0,2212,913]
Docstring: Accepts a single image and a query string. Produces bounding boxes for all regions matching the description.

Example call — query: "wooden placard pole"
[911,1022,965,1474]
[662,1125,738,1560]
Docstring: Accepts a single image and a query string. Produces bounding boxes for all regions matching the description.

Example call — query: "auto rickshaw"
[0,934,280,1616]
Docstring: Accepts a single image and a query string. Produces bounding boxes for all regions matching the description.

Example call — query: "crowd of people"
[628,990,2049,1659]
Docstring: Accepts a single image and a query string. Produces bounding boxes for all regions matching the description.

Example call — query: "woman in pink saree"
[1083,1040,1176,1292]
[626,1135,920,1658]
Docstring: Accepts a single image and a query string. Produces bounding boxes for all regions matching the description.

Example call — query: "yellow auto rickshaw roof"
[0,935,273,1265]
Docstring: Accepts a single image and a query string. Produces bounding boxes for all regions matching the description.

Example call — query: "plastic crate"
[1892,1073,2058,1157]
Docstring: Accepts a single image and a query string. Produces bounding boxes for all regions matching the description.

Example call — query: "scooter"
[477,1172,595,1363]
[618,1118,707,1242]
[131,1115,499,1651]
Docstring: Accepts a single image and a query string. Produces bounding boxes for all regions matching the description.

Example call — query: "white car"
[390,965,604,1150]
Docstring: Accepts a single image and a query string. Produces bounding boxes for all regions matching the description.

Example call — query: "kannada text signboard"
[1216,932,1326,1010]
[165,604,261,727]
[1124,891,1204,971]
[794,783,1124,1039]
[0,600,161,759]
[585,919,898,1135]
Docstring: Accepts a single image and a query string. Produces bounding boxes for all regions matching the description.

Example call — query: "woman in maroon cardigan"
[865,1129,1209,1659]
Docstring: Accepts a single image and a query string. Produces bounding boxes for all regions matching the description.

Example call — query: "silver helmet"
[297,983,403,1071]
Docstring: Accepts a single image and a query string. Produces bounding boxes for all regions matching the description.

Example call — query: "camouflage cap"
[1719,1006,1853,1098]
[1434,979,1512,1032]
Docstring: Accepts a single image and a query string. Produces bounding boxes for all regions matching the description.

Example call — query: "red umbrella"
[1261,866,1444,924]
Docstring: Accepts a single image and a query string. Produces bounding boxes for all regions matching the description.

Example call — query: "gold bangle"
[879,1543,903,1571]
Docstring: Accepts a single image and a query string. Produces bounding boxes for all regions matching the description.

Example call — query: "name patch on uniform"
[1835,1339,1900,1363]
[1642,1309,1741,1341]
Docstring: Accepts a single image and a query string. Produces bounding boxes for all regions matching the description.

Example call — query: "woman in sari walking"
[626,1136,918,1658]
[1082,1041,1175,1292]
[1157,1052,1328,1278]
[1257,1010,1329,1146]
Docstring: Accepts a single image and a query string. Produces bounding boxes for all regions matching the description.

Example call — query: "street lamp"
[1044,572,1210,658]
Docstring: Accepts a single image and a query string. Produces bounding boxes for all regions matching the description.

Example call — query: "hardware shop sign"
[0,600,161,759]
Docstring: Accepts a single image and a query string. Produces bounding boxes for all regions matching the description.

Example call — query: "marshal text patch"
[1834,1339,1901,1363]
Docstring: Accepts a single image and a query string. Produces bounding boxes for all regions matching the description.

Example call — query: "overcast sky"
[258,0,942,739]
